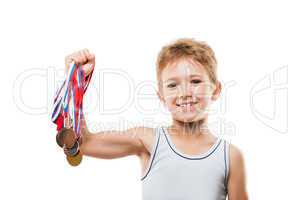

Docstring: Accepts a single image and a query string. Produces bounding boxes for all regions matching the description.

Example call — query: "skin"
[157,57,219,135]
[157,57,248,199]
[63,49,248,200]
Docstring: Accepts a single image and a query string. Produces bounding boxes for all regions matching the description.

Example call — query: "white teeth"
[179,103,192,107]
[187,103,190,111]
[180,103,193,108]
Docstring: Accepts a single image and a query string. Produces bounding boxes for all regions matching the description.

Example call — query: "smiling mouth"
[176,102,198,107]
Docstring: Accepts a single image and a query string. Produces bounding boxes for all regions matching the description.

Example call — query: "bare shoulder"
[229,143,245,165]
[135,126,156,154]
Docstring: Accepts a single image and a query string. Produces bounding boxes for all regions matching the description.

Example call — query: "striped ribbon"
[51,62,94,138]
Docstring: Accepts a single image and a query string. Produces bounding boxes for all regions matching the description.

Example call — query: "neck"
[170,116,209,137]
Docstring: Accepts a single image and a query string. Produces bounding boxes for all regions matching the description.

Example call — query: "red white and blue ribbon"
[51,61,94,138]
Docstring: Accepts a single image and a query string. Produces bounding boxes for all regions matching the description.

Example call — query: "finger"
[82,63,94,76]
[87,53,95,64]
[68,53,79,65]
[82,49,95,64]
[82,49,90,59]
[79,50,88,64]
[75,51,83,64]
[65,54,76,69]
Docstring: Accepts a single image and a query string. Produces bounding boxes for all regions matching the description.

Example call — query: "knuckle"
[74,52,81,62]
[89,53,95,60]
[80,51,86,59]
[83,48,89,53]
[66,50,93,65]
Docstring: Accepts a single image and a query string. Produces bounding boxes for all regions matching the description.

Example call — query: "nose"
[178,82,192,98]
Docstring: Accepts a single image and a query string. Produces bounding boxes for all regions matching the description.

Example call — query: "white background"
[0,0,299,199]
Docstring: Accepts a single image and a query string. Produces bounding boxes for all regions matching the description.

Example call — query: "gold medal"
[66,151,83,166]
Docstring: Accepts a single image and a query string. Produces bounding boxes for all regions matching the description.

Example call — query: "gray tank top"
[141,126,230,200]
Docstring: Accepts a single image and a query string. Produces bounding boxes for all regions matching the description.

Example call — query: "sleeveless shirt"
[141,126,230,200]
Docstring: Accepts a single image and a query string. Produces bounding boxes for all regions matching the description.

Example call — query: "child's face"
[157,58,221,123]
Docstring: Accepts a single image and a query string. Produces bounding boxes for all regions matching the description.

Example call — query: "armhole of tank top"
[224,140,230,192]
[140,127,160,181]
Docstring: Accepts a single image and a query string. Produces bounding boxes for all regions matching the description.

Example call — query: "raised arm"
[79,119,149,159]
[63,49,149,160]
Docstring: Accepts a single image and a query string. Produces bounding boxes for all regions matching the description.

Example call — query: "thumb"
[81,63,94,77]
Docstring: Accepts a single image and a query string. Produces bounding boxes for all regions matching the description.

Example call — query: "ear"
[211,81,222,101]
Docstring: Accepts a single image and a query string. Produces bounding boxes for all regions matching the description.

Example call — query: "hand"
[65,49,95,77]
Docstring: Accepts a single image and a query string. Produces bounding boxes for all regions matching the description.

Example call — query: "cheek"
[162,90,177,103]
[194,86,214,108]
[161,84,213,107]
[194,85,211,99]
[163,95,179,112]
[159,93,176,111]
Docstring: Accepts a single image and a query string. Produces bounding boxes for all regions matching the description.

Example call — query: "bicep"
[81,127,148,159]
[227,144,249,200]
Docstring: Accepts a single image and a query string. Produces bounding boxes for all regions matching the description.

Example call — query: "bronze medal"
[56,128,77,148]
[56,131,64,148]
[63,129,76,149]
[66,151,83,166]
[52,62,93,167]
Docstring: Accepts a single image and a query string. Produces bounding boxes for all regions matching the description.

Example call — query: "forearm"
[80,132,125,159]
[79,126,145,159]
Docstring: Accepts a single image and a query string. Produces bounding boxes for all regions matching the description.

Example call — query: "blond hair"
[156,38,218,89]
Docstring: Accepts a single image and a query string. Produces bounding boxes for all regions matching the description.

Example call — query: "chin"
[173,111,208,123]
[173,114,197,123]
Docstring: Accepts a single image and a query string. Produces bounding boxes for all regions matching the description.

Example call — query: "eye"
[167,83,177,88]
[191,79,202,84]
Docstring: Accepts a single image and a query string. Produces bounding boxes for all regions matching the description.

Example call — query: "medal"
[66,151,83,166]
[66,140,80,156]
[51,61,94,167]
[56,127,76,149]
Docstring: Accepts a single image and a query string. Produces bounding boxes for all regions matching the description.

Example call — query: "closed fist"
[65,49,95,76]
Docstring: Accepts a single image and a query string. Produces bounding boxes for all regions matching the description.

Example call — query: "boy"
[63,38,248,200]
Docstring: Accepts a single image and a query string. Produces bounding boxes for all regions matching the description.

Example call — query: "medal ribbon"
[51,62,94,139]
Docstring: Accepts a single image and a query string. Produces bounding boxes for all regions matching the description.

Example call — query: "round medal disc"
[56,132,64,148]
[63,129,76,149]
[67,141,79,156]
[56,128,76,148]
[66,151,82,166]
